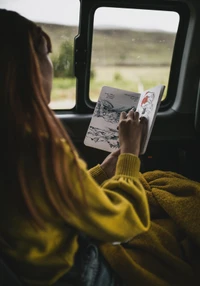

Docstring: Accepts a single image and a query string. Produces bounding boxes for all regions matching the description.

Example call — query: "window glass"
[1,0,79,109]
[90,7,179,102]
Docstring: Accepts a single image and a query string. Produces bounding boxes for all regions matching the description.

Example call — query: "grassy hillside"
[37,23,176,66]
[92,28,176,66]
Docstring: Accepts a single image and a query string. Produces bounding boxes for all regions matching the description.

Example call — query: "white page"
[84,86,140,152]
[136,84,165,154]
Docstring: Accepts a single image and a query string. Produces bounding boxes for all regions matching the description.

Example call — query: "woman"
[0,9,150,286]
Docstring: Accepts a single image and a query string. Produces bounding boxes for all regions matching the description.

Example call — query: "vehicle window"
[1,0,79,110]
[90,7,179,102]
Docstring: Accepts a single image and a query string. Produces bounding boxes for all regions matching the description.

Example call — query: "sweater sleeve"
[60,142,150,243]
[89,164,109,185]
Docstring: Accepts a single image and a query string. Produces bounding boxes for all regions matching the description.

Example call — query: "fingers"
[119,111,148,125]
[127,109,134,119]
[134,111,139,121]
[120,110,140,121]
[118,110,149,156]
[140,116,147,122]
[140,116,148,125]
[120,111,127,120]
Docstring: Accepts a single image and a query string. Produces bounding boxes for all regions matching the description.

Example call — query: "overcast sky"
[1,0,179,32]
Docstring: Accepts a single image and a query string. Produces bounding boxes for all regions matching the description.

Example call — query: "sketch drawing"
[140,91,155,117]
[93,99,136,124]
[86,126,119,149]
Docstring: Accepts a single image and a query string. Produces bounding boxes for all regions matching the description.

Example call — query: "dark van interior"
[1,0,200,285]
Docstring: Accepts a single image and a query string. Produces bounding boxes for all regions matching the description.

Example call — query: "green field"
[49,66,169,109]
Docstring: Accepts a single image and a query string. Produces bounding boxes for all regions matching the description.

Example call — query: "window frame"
[72,0,189,114]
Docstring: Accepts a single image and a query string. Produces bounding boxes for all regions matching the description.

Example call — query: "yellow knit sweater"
[100,171,200,285]
[0,139,150,285]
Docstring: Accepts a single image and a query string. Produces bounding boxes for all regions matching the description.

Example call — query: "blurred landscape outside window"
[90,8,180,102]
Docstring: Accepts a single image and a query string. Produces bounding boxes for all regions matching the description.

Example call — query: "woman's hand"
[100,149,120,178]
[119,110,148,156]
[100,110,147,177]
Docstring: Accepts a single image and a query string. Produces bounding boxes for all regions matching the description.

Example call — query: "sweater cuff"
[89,164,108,185]
[115,154,140,177]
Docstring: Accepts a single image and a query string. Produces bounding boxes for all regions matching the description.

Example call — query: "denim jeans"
[54,236,118,286]
[80,243,116,286]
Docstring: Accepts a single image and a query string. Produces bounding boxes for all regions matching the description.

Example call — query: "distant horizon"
[38,22,176,34]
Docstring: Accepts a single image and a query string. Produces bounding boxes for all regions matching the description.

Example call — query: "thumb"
[111,149,120,157]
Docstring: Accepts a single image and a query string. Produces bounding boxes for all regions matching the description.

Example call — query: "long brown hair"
[0,9,85,228]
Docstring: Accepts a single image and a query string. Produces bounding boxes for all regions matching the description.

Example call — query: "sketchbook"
[84,84,165,154]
